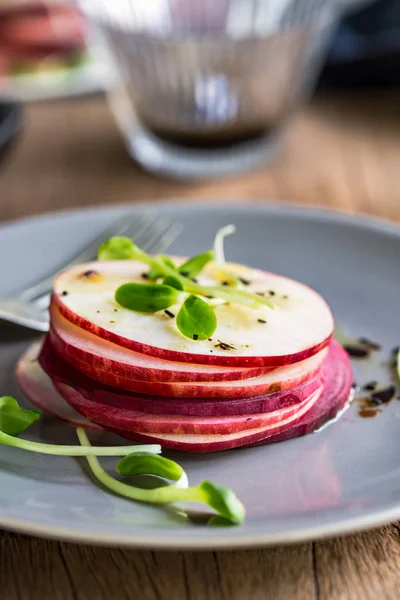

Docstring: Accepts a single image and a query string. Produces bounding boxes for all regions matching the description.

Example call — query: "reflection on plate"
[1,202,400,548]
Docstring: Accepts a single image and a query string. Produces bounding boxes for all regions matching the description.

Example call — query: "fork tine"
[108,212,157,244]
[53,213,154,266]
[138,218,175,252]
[147,222,183,254]
[119,214,161,248]
[28,215,182,311]
[18,213,152,302]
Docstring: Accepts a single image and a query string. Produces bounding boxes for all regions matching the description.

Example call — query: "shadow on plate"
[0,101,23,166]
[0,322,40,345]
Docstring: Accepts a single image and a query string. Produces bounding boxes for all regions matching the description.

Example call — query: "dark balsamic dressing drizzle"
[330,326,400,424]
[351,339,399,418]
[344,345,370,358]
[343,336,382,360]
[363,381,377,391]
[358,337,382,351]
[371,386,396,405]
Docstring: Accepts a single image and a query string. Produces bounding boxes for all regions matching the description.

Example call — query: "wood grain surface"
[1,91,400,600]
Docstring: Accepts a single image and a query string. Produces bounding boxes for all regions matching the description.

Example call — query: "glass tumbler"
[80,0,359,179]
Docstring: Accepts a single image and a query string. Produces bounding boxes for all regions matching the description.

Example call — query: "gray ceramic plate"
[1,201,399,549]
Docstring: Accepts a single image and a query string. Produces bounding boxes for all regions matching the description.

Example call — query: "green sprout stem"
[149,256,274,310]
[78,428,202,503]
[179,251,214,278]
[213,224,241,286]
[0,430,161,457]
[99,236,274,311]
[0,398,245,525]
[117,451,189,489]
[214,225,235,265]
[78,429,245,524]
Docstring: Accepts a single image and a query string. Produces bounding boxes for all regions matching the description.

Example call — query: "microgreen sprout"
[162,275,184,291]
[0,395,40,435]
[0,398,246,525]
[115,283,186,313]
[213,224,240,286]
[78,428,245,524]
[176,294,217,341]
[117,451,189,489]
[214,225,236,266]
[98,236,141,261]
[178,251,214,279]
[0,396,160,457]
[98,227,274,341]
[148,256,176,280]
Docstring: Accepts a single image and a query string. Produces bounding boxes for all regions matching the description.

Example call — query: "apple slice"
[34,337,324,435]
[108,342,353,452]
[53,259,333,367]
[39,336,323,417]
[50,303,272,383]
[54,377,323,436]
[46,332,327,399]
[16,340,352,451]
[15,340,102,430]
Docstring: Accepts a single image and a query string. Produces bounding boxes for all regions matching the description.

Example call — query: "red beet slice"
[48,329,326,399]
[16,340,353,453]
[54,379,323,436]
[39,336,324,416]
[106,342,353,452]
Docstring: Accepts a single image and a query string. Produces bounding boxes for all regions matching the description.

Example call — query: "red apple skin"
[94,342,353,452]
[39,336,323,417]
[15,341,101,431]
[48,331,326,399]
[55,378,322,435]
[38,335,325,435]
[52,291,332,369]
[17,342,353,452]
[50,306,274,383]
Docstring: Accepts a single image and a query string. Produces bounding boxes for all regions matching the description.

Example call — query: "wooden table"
[1,91,400,600]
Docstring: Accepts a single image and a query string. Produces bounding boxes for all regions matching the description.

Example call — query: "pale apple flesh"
[107,342,353,452]
[48,329,327,399]
[16,341,102,431]
[16,340,353,452]
[39,335,325,417]
[55,380,323,436]
[15,256,351,454]
[53,259,334,367]
[37,336,325,435]
[50,303,275,383]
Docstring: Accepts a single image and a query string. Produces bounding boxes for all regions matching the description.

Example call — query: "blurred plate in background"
[0,39,115,101]
[0,1,116,101]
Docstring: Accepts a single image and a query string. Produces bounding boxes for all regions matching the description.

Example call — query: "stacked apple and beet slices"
[17,233,353,452]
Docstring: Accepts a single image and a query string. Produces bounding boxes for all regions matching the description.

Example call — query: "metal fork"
[0,214,182,332]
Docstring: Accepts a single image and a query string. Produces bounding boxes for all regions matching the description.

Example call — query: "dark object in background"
[319,0,400,87]
[0,102,22,164]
